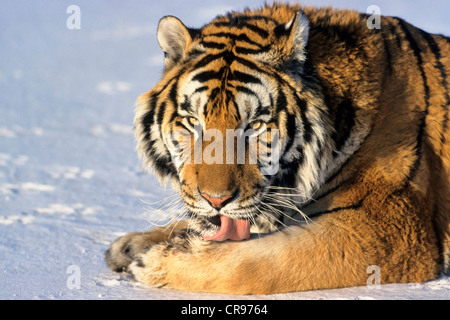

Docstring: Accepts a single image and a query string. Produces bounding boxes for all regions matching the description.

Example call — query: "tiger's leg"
[127,208,439,294]
[105,220,189,272]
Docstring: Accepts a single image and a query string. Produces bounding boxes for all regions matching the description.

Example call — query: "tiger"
[105,3,450,295]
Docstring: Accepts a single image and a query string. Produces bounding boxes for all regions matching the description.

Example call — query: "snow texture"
[1,0,449,300]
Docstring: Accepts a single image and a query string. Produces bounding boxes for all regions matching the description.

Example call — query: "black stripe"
[222,50,236,65]
[225,94,241,121]
[381,25,393,74]
[156,101,171,160]
[153,155,177,177]
[269,93,274,109]
[296,96,313,144]
[193,52,227,70]
[236,85,257,97]
[141,96,159,162]
[157,102,166,126]
[432,203,446,271]
[283,112,297,156]
[395,18,431,182]
[319,199,364,216]
[144,138,156,158]
[226,90,241,121]
[231,70,262,84]
[174,120,189,131]
[142,93,158,140]
[212,21,269,39]
[389,23,402,49]
[224,14,279,25]
[200,41,226,50]
[180,95,191,111]
[275,90,288,114]
[242,23,269,39]
[209,87,221,104]
[235,58,298,100]
[331,99,355,155]
[224,89,233,105]
[278,159,301,184]
[192,67,227,83]
[142,77,176,131]
[308,190,370,218]
[442,111,450,157]
[204,32,263,48]
[168,107,179,124]
[235,45,271,55]
[255,107,271,118]
[253,100,263,120]
[418,31,450,156]
[234,56,268,75]
[192,50,235,70]
[315,137,325,171]
[194,86,208,94]
[168,79,179,108]
[142,110,154,141]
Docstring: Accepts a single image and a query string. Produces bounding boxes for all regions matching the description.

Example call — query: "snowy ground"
[1,0,449,300]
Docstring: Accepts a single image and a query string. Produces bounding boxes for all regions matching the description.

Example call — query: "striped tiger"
[105,3,450,294]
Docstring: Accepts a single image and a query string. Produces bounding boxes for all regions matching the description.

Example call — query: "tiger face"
[135,12,334,241]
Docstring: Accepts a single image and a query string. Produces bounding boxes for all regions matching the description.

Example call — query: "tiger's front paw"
[128,232,207,289]
[105,227,181,272]
[105,232,152,272]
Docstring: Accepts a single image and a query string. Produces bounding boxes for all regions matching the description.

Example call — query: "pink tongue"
[203,215,251,242]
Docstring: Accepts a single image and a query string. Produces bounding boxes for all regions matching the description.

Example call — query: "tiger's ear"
[157,16,198,70]
[276,11,309,62]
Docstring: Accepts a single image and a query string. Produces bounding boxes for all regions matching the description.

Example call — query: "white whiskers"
[260,186,317,227]
[135,189,187,229]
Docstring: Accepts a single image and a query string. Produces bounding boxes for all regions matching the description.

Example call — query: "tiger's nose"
[200,192,234,210]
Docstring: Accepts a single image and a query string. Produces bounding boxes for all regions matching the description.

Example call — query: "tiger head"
[135,9,335,241]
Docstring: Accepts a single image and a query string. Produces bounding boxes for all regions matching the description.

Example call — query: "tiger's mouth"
[206,215,222,227]
[202,214,251,242]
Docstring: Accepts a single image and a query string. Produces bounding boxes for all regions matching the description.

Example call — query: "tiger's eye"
[250,120,263,130]
[188,117,199,126]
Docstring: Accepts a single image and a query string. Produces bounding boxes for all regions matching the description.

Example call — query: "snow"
[1,0,449,300]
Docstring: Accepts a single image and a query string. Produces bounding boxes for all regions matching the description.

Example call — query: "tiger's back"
[295,6,450,275]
